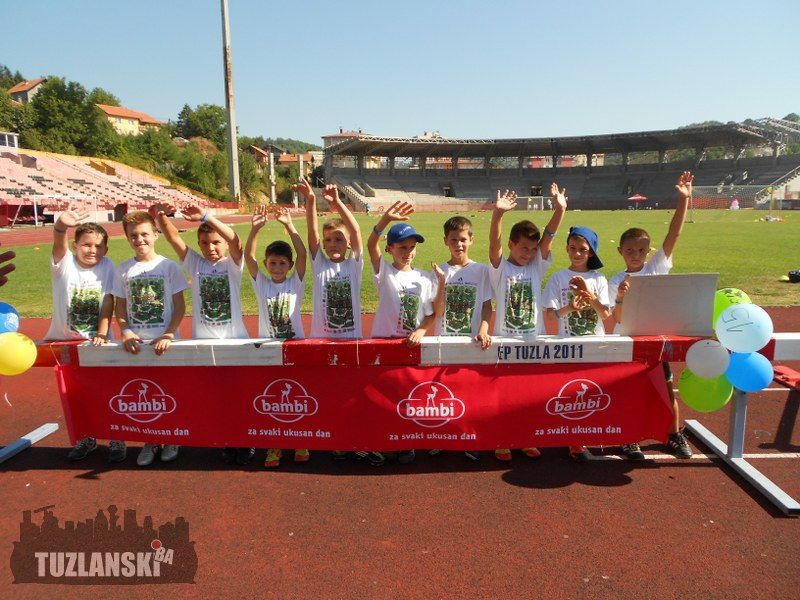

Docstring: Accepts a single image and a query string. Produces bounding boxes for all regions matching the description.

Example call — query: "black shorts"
[663,361,673,382]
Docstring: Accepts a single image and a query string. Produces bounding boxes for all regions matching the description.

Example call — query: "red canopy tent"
[627,193,647,209]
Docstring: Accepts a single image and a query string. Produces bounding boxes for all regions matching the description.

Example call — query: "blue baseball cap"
[387,223,425,245]
[568,226,603,270]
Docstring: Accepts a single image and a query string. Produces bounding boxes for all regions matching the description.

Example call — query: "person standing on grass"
[607,171,694,460]
[45,207,124,463]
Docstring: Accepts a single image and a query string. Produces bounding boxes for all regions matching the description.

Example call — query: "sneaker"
[108,440,127,463]
[398,450,416,464]
[667,429,693,458]
[428,449,442,456]
[569,446,592,463]
[621,442,645,461]
[160,444,179,462]
[355,451,386,466]
[331,451,348,461]
[264,449,282,468]
[294,449,310,463]
[235,447,256,465]
[522,447,541,458]
[464,450,481,461]
[137,443,159,466]
[494,449,512,462]
[67,437,97,461]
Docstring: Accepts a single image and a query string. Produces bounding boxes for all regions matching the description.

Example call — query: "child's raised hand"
[251,205,268,229]
[569,275,588,293]
[291,177,314,199]
[494,189,517,213]
[550,183,567,210]
[384,201,414,222]
[675,171,694,200]
[275,207,293,227]
[322,184,341,207]
[57,206,91,228]
[431,261,445,282]
[182,205,207,222]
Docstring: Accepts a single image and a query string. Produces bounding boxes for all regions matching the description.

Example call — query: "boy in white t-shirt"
[489,183,567,462]
[430,215,493,461]
[607,171,694,460]
[113,211,189,467]
[367,202,437,465]
[46,208,124,463]
[543,225,611,463]
[245,204,309,468]
[150,202,254,465]
[295,178,386,465]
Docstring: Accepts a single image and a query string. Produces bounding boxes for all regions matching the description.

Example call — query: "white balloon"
[715,304,774,353]
[685,340,731,379]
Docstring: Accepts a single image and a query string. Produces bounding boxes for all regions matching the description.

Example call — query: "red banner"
[55,361,673,450]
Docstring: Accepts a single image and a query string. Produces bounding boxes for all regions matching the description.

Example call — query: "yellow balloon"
[0,332,38,376]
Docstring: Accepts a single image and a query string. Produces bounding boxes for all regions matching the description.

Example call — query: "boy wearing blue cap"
[367,201,436,346]
[543,225,611,462]
[607,171,694,460]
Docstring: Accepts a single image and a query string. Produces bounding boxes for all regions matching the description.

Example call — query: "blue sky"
[3,0,798,145]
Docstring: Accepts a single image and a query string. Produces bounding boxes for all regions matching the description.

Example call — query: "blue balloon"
[725,352,774,393]
[0,302,19,334]
[715,304,773,353]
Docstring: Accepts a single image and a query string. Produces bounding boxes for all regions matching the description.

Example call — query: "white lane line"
[590,452,800,461]
[672,388,792,394]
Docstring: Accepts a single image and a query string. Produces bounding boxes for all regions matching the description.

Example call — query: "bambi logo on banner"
[109,379,176,424]
[546,379,611,421]
[397,382,466,428]
[253,379,318,424]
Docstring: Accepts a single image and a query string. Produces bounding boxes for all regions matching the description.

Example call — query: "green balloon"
[712,288,752,328]
[677,368,733,413]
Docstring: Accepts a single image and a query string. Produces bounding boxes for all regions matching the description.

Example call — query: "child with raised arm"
[542,224,611,463]
[150,202,254,465]
[368,201,437,465]
[295,178,386,465]
[113,211,189,467]
[489,183,566,462]
[46,208,124,462]
[607,171,694,460]
[245,204,309,468]
[431,215,493,461]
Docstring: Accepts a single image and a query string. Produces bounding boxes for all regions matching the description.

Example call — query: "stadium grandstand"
[0,147,235,228]
[323,119,800,212]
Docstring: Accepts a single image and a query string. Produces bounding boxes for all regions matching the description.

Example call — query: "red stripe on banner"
[34,341,81,368]
[631,336,702,363]
[282,338,422,367]
[758,338,776,361]
[354,339,421,366]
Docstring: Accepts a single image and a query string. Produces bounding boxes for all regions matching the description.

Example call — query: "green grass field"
[2,209,798,317]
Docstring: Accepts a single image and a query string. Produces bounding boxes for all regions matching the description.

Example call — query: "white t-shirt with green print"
[490,252,552,337]
[543,268,609,337]
[371,259,435,338]
[183,249,248,339]
[113,255,189,341]
[433,260,493,337]
[251,270,305,339]
[310,250,363,339]
[45,252,115,341]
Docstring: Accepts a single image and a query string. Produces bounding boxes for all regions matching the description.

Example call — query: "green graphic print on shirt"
[128,277,165,326]
[68,286,102,335]
[267,293,295,339]
[504,279,535,333]
[444,284,476,335]
[324,278,355,331]
[566,289,598,336]
[399,291,421,333]
[199,273,232,325]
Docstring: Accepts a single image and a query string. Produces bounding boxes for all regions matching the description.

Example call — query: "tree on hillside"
[88,87,121,107]
[174,103,227,149]
[784,113,799,123]
[0,65,24,91]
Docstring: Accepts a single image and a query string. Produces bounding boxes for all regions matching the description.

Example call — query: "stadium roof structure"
[324,122,771,159]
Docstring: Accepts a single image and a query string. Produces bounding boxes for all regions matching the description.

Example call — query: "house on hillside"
[277,152,315,177]
[7,78,46,104]
[96,104,163,136]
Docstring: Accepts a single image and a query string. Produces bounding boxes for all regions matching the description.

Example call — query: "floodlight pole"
[220,0,240,202]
